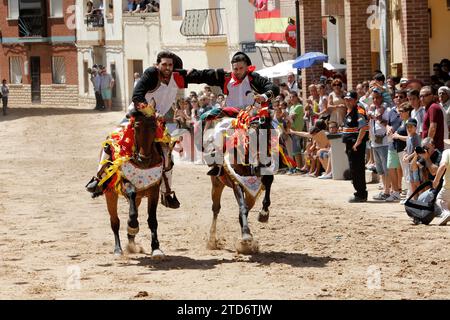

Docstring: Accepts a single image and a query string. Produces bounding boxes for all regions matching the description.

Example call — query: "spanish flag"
[254,9,289,42]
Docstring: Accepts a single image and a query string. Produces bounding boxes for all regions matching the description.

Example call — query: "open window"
[9,57,23,84]
[52,57,66,84]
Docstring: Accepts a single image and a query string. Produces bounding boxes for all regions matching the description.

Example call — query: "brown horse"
[206,115,275,254]
[104,109,167,258]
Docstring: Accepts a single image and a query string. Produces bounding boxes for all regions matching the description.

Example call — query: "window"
[49,0,63,18]
[52,57,66,84]
[172,0,183,17]
[8,0,19,19]
[9,57,23,84]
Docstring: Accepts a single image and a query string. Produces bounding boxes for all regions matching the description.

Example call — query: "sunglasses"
[420,93,432,98]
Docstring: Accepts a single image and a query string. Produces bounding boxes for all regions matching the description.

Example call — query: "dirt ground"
[1,105,449,300]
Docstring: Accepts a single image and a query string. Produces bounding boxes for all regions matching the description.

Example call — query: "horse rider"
[187,51,280,176]
[86,51,195,209]
[342,90,369,203]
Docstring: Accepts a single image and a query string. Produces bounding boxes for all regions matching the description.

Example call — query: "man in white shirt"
[287,72,298,93]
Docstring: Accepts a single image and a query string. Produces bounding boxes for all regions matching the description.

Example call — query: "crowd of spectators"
[166,58,450,224]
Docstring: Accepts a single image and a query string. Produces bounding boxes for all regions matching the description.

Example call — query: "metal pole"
[295,0,301,58]
[295,0,301,84]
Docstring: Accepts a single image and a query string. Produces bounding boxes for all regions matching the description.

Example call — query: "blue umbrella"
[293,52,328,69]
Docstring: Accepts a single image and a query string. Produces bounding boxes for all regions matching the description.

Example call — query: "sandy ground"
[1,105,450,300]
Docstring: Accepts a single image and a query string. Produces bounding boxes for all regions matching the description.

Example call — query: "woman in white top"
[316,83,328,119]
[327,79,346,127]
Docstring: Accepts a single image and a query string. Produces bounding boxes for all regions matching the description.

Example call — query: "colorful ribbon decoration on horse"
[97,116,171,194]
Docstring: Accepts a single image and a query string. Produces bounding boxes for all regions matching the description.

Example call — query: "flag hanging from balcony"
[254,9,289,42]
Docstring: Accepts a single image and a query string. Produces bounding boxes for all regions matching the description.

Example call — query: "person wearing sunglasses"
[421,86,446,151]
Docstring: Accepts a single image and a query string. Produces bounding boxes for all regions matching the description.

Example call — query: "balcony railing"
[85,13,105,28]
[180,8,226,37]
[19,15,47,37]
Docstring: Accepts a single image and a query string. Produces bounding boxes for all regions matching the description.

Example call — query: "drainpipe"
[295,0,301,83]
[379,0,390,76]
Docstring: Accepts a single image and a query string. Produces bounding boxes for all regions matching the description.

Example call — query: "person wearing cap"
[186,51,279,176]
[86,51,196,208]
[399,78,409,90]
[342,90,369,202]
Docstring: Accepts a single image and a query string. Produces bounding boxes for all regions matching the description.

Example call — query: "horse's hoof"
[114,248,123,256]
[258,209,270,223]
[207,238,218,250]
[126,243,144,254]
[235,238,259,255]
[151,249,165,259]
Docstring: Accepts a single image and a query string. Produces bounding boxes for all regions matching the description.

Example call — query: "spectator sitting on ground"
[289,119,330,177]
[432,140,450,226]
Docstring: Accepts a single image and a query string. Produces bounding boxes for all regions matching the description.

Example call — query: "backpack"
[404,180,442,225]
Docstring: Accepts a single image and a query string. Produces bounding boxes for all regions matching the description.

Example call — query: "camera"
[415,146,426,154]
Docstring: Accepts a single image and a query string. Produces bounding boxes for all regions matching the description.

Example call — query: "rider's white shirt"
[225,76,254,109]
[127,74,179,116]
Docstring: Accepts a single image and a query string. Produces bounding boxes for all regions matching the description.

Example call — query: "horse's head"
[132,99,161,167]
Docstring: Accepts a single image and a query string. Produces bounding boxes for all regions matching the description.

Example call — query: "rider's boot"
[86,145,112,198]
[160,169,181,209]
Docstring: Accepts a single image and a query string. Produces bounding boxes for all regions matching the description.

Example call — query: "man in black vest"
[342,91,369,202]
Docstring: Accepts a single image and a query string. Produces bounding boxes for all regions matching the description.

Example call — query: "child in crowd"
[402,118,422,198]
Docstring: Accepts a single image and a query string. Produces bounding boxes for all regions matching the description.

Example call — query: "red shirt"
[422,103,445,150]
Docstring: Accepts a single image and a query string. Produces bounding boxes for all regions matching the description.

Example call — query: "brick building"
[253,0,449,97]
[0,0,78,106]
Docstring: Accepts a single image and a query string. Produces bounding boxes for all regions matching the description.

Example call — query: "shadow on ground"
[125,250,340,270]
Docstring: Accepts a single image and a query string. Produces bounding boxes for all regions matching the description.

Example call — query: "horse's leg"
[207,176,225,250]
[105,191,122,255]
[124,184,142,253]
[232,184,252,240]
[147,186,164,258]
[259,174,274,223]
[127,196,144,254]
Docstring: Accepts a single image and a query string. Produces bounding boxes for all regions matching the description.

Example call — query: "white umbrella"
[323,62,347,70]
[256,60,297,79]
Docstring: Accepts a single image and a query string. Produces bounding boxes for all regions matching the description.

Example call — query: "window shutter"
[8,0,19,19]
[50,0,63,18]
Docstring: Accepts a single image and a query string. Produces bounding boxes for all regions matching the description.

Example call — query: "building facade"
[0,0,78,106]
[76,0,263,110]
